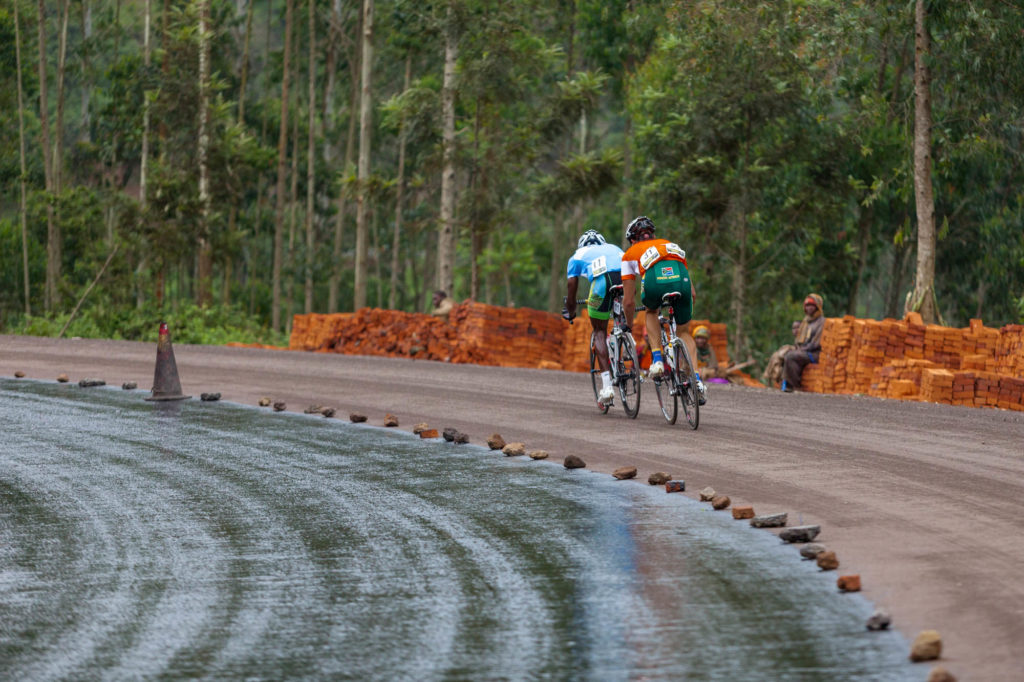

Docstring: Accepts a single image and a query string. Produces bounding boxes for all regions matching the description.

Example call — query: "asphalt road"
[3,334,1023,680]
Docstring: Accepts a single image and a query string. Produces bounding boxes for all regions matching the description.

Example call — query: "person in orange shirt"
[621,215,706,403]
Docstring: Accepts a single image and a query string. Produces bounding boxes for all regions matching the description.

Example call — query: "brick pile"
[287,303,561,368]
[802,314,1024,411]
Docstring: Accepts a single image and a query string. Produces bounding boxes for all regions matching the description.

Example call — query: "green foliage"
[10,303,287,347]
[5,0,1024,375]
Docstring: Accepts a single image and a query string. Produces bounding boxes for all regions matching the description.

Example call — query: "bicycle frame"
[654,293,700,428]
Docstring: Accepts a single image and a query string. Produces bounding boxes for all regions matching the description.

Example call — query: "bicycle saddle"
[609,284,624,296]
[661,291,684,305]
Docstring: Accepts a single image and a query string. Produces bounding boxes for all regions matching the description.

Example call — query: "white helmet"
[577,229,606,249]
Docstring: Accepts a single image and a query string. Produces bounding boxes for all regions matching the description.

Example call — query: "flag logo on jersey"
[656,264,681,282]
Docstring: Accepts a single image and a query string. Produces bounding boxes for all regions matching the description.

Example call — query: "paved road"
[3,334,1023,680]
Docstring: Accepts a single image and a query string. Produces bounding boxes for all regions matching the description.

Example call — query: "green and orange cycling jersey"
[620,238,687,280]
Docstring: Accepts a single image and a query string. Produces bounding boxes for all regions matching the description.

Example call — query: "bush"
[8,303,288,347]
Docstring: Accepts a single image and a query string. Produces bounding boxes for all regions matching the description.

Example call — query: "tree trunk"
[236,0,254,105]
[328,23,360,312]
[389,56,411,310]
[372,208,382,307]
[79,1,91,143]
[437,2,458,296]
[353,0,374,310]
[907,0,937,323]
[621,110,632,233]
[484,232,494,305]
[547,216,562,312]
[286,88,300,332]
[220,0,254,308]
[36,0,57,312]
[730,210,748,361]
[155,0,170,307]
[468,101,480,301]
[113,0,121,55]
[54,0,69,202]
[197,0,213,307]
[138,0,152,309]
[15,1,31,315]
[305,0,317,314]
[848,206,873,316]
[323,0,340,143]
[272,0,294,331]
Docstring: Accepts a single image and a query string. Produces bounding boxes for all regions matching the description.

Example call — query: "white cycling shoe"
[598,386,615,405]
[696,379,707,406]
[649,361,665,379]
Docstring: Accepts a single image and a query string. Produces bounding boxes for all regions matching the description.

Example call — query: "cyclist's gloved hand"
[620,323,631,333]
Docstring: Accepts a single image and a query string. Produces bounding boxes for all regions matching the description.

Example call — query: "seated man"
[431,290,455,321]
[563,229,624,405]
[781,293,825,392]
[692,325,722,379]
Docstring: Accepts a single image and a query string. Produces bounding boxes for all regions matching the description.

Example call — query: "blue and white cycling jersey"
[566,243,624,301]
[566,243,623,282]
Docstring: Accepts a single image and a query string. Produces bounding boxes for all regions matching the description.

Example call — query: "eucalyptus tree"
[197,0,213,306]
[304,0,316,314]
[223,0,254,306]
[272,0,294,330]
[13,0,31,314]
[328,1,360,312]
[631,1,849,358]
[908,0,938,323]
[35,0,57,310]
[353,0,375,309]
[436,0,458,298]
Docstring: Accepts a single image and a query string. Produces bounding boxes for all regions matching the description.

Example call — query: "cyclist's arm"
[566,276,579,317]
[622,278,636,329]
[620,255,640,327]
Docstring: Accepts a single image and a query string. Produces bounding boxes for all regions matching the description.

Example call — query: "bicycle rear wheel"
[676,344,700,430]
[590,336,610,414]
[616,333,641,419]
[653,333,678,424]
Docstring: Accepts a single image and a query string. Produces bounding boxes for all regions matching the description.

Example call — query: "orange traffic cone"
[145,322,191,401]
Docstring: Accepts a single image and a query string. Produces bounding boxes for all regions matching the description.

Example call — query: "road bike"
[567,288,642,418]
[650,291,700,429]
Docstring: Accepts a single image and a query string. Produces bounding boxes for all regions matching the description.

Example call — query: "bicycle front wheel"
[676,344,700,430]
[590,335,610,414]
[616,333,641,419]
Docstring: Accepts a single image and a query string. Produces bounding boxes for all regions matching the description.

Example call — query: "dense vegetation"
[2,0,1022,359]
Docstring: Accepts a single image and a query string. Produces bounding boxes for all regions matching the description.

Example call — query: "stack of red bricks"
[802,314,1024,411]
[288,303,561,368]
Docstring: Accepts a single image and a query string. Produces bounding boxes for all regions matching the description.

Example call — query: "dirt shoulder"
[3,334,1023,680]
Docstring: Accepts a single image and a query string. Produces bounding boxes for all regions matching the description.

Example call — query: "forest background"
[2,0,1023,368]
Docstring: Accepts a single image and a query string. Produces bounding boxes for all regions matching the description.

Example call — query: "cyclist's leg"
[587,274,614,373]
[641,266,681,377]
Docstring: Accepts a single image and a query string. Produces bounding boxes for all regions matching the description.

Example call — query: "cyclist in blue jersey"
[563,229,625,405]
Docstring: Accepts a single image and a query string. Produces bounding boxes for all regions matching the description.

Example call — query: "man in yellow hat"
[781,293,825,392]
[691,325,722,379]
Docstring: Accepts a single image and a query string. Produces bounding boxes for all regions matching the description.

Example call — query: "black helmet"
[577,229,606,249]
[625,215,655,242]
